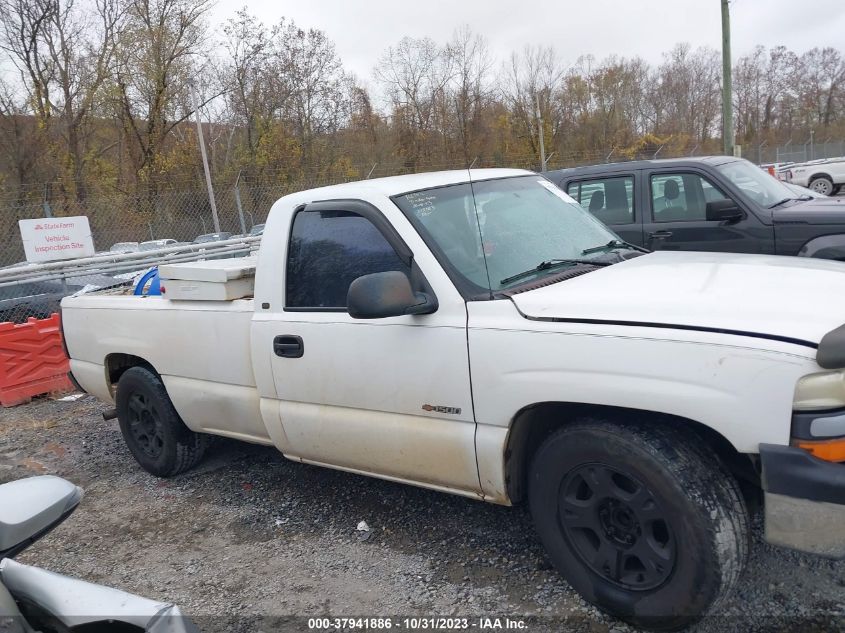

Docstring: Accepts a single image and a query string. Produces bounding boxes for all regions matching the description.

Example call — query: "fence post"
[234,171,247,232]
[42,184,53,219]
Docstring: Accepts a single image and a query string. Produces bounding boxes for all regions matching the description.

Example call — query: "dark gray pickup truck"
[545,156,845,259]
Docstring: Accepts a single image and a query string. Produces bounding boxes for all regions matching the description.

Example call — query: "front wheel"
[115,366,211,477]
[528,420,748,631]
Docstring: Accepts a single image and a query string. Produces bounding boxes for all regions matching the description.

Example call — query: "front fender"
[469,322,818,453]
[798,233,845,260]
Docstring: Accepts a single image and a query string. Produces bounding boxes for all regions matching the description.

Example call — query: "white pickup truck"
[785,156,845,196]
[61,169,845,629]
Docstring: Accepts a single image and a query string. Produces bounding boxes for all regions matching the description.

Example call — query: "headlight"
[793,370,845,411]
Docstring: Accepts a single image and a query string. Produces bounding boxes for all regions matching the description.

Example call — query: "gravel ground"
[2,394,844,633]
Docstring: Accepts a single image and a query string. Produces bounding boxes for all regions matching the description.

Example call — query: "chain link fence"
[0,179,295,323]
[753,139,845,165]
[0,183,295,268]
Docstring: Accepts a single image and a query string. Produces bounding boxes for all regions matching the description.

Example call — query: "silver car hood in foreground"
[0,559,198,633]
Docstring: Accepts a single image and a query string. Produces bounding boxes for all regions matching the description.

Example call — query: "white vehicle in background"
[785,157,845,196]
[760,162,793,180]
[109,242,140,254]
[140,239,178,251]
[62,169,845,629]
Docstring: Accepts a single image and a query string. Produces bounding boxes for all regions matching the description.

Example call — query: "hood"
[510,251,845,347]
[772,196,845,224]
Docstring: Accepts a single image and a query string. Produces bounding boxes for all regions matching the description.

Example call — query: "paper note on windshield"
[537,179,579,205]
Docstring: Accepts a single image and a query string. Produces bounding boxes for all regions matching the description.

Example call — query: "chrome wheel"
[810,177,833,196]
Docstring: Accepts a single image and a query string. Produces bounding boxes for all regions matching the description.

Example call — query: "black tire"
[528,420,748,631]
[115,366,211,477]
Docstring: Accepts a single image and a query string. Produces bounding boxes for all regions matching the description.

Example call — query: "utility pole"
[190,82,221,233]
[536,93,546,172]
[721,0,734,157]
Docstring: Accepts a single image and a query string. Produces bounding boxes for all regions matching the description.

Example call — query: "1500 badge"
[422,404,462,415]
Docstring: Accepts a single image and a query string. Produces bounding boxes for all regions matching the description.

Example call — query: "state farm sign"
[19,216,95,263]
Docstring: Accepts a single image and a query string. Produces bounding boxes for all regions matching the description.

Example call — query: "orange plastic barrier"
[0,314,74,407]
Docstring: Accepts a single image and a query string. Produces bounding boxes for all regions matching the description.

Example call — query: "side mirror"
[347,271,436,319]
[0,476,83,559]
[706,199,744,223]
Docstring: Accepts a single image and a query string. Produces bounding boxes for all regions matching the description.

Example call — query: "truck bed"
[61,293,271,444]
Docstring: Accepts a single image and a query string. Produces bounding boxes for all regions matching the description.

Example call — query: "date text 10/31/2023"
[307,617,528,630]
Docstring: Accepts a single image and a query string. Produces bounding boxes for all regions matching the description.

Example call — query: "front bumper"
[760,443,845,558]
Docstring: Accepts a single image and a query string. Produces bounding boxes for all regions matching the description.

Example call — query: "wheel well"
[104,353,157,396]
[504,402,758,505]
[809,172,832,183]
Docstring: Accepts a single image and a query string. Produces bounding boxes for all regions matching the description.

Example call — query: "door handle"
[648,230,673,240]
[274,335,303,358]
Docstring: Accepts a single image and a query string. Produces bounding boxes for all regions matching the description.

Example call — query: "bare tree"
[220,9,275,157]
[113,0,212,193]
[445,25,493,164]
[0,0,124,202]
[375,36,452,168]
[0,78,43,189]
[502,45,564,162]
[280,22,351,169]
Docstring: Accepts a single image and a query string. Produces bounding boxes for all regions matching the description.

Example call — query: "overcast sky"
[211,0,845,88]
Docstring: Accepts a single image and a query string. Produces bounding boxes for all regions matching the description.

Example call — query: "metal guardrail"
[0,236,261,289]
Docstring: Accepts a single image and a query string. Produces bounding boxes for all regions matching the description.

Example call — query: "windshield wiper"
[769,197,796,208]
[581,239,650,255]
[500,258,611,286]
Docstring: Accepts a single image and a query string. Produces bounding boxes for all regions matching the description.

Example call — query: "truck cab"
[546,156,845,259]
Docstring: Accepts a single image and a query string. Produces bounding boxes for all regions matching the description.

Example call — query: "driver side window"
[650,173,728,223]
[286,209,410,310]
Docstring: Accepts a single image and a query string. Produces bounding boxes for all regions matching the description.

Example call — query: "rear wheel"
[809,176,834,196]
[115,366,210,477]
[528,420,748,631]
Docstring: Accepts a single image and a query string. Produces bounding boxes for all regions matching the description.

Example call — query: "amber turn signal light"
[793,437,845,463]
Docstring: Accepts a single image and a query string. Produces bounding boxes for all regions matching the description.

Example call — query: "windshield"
[716,159,796,207]
[393,175,618,293]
